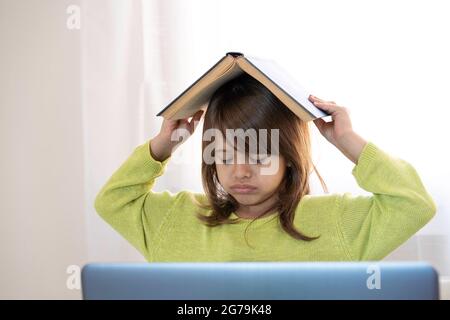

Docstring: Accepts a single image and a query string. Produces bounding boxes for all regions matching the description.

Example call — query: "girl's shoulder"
[295,193,342,221]
[299,193,340,209]
[176,190,211,210]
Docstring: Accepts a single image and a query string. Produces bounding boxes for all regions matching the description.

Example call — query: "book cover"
[156,52,330,121]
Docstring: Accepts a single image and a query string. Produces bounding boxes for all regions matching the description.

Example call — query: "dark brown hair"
[194,73,328,246]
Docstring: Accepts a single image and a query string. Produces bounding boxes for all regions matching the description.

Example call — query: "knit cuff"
[351,141,389,181]
[134,138,171,176]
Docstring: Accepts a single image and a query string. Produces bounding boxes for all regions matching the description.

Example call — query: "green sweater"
[94,139,436,262]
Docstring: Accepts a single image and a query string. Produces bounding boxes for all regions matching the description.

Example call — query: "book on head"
[156,52,330,121]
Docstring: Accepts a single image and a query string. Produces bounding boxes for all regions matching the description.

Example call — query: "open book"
[156,52,330,121]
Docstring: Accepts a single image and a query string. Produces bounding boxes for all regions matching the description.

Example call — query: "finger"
[193,109,204,121]
[182,110,203,123]
[309,95,336,104]
[188,110,204,132]
[313,118,325,132]
[309,95,325,102]
[188,110,203,123]
[308,95,316,102]
[314,116,330,127]
[312,101,341,113]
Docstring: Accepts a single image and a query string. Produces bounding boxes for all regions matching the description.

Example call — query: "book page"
[244,55,329,118]
[167,63,244,120]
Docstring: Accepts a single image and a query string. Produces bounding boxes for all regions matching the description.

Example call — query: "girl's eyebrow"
[215,147,270,153]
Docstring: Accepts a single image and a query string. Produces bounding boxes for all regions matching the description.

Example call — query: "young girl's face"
[214,140,287,207]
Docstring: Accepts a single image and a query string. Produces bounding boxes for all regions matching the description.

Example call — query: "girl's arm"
[94,138,181,260]
[94,111,204,260]
[309,95,436,260]
[336,139,436,260]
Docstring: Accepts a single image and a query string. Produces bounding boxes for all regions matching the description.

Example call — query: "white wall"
[0,0,86,299]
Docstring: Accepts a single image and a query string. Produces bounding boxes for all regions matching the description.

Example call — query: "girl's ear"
[287,162,292,167]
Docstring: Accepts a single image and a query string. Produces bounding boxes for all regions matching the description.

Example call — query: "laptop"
[81,262,439,300]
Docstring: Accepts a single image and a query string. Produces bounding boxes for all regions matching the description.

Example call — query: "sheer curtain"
[82,0,222,262]
[81,0,146,262]
[82,0,450,277]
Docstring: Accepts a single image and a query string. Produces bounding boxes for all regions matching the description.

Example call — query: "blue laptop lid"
[81,262,439,300]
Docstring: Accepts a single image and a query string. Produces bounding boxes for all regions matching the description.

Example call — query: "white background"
[1,0,449,299]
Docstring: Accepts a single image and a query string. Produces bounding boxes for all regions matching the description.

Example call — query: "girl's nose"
[233,163,252,179]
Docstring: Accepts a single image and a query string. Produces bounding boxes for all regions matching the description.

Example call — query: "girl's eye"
[216,152,272,165]
[250,156,270,165]
[258,158,270,165]
[253,158,263,164]
[215,153,233,164]
[222,158,233,164]
[223,158,267,165]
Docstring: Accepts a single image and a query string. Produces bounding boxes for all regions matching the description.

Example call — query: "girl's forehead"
[211,129,273,153]
[214,137,251,149]
[214,139,234,150]
[213,141,269,155]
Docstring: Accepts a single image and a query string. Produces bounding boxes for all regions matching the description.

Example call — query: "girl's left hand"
[308,95,354,147]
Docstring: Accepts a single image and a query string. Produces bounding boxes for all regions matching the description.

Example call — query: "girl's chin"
[233,194,261,204]
[232,192,258,198]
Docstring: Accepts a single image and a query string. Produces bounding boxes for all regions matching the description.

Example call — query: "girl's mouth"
[230,184,258,194]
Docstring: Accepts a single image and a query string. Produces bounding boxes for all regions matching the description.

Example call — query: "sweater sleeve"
[94,138,184,260]
[335,141,437,261]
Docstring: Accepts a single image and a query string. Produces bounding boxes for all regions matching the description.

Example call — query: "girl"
[94,73,436,262]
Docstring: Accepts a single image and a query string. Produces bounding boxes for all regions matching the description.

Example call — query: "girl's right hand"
[150,110,204,162]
